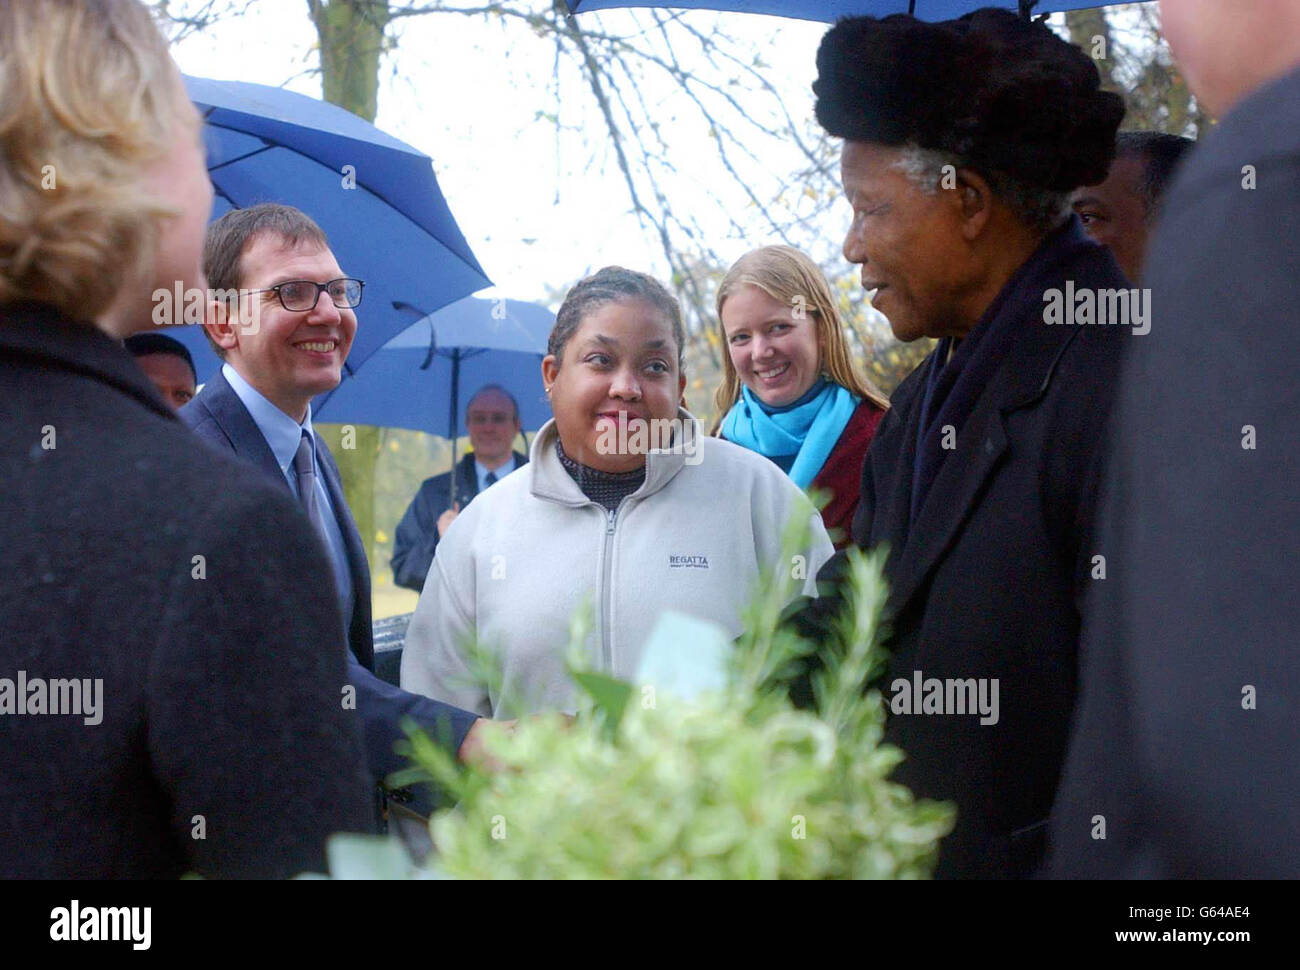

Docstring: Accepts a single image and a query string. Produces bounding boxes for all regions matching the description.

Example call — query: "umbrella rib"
[206,144,276,175]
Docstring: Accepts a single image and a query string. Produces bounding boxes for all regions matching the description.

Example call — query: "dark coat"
[181,370,479,783]
[809,399,886,549]
[1047,67,1300,879]
[391,450,529,591]
[0,304,372,878]
[791,220,1129,878]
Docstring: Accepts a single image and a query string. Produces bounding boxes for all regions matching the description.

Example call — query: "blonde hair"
[0,0,187,322]
[711,245,888,433]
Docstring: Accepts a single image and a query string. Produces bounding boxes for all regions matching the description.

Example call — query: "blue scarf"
[721,379,859,489]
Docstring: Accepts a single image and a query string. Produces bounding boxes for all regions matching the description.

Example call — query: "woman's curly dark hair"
[814,8,1126,198]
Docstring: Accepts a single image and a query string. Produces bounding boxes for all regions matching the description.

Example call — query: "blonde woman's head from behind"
[0,0,212,336]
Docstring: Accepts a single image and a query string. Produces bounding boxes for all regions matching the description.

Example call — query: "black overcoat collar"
[872,220,1127,620]
[0,303,176,421]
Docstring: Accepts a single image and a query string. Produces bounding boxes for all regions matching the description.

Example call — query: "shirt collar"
[222,363,315,475]
[475,454,515,484]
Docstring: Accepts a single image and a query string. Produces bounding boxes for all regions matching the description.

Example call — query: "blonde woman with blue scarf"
[712,246,888,547]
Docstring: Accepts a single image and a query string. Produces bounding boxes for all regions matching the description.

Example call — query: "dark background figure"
[786,10,1126,879]
[1048,0,1300,879]
[391,384,527,591]
[124,331,198,411]
[1071,130,1194,282]
[1,0,371,879]
[180,204,486,821]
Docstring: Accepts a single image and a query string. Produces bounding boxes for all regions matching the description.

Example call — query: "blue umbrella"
[312,295,555,504]
[567,1,1123,21]
[165,76,491,382]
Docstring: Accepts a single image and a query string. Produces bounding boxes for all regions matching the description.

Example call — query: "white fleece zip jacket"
[400,411,834,718]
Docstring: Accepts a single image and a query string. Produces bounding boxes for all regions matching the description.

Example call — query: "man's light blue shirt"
[221,363,355,628]
[474,454,517,494]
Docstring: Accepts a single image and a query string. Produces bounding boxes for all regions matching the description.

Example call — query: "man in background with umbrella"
[181,203,493,824]
[392,384,528,592]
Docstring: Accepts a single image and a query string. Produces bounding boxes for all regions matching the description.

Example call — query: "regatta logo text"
[0,671,102,725]
[668,555,709,569]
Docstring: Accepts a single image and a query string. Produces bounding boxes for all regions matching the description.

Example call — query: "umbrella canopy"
[311,295,555,439]
[567,1,1122,22]
[165,76,491,382]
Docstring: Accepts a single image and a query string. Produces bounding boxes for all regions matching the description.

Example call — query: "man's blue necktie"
[293,430,327,538]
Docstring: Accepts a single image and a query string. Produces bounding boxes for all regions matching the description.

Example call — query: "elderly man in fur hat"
[787,9,1127,879]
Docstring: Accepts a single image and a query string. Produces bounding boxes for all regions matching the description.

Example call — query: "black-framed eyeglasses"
[248,278,365,312]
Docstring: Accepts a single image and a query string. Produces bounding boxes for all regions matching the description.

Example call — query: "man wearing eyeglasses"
[181,203,491,828]
[391,384,527,592]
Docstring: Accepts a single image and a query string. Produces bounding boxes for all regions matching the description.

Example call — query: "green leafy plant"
[361,513,954,879]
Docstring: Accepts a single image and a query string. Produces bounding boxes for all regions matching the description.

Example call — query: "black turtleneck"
[555,439,646,512]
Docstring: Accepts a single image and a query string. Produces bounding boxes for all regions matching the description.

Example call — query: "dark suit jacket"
[391,450,528,591]
[181,370,479,784]
[1047,66,1300,879]
[0,304,371,878]
[790,220,1129,878]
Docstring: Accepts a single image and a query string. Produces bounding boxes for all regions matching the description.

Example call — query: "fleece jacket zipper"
[599,505,617,670]
[597,495,640,671]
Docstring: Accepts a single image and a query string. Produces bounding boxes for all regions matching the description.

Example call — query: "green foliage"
[373,512,955,880]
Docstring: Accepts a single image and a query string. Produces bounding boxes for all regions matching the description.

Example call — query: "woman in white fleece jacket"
[400,267,834,718]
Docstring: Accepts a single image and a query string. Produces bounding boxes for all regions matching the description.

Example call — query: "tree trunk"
[306,0,393,567]
[309,0,390,124]
[1065,8,1119,93]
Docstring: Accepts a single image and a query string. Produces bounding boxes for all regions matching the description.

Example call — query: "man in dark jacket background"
[391,384,527,591]
[1048,0,1300,879]
[1070,130,1194,283]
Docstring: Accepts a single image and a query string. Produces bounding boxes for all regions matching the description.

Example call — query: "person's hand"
[457,717,516,771]
[456,714,575,772]
[436,502,460,538]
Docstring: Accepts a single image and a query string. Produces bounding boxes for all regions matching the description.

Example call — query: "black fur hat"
[813,8,1125,191]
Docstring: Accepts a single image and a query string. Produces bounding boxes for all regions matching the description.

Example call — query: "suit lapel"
[887,398,1010,618]
[864,368,925,580]
[459,454,478,504]
[197,371,292,494]
[885,310,1086,621]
